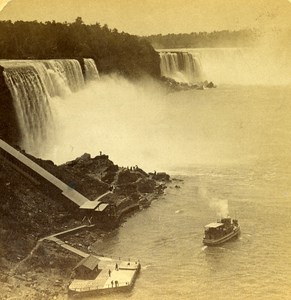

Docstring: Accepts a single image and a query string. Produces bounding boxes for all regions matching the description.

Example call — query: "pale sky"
[0,0,290,35]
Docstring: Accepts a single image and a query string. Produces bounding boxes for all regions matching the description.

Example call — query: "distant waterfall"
[159,47,291,85]
[159,51,203,84]
[84,58,100,81]
[1,58,97,156]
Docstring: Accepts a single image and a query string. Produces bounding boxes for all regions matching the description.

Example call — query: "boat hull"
[203,226,240,246]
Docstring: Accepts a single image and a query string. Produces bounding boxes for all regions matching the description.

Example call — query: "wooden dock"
[68,258,141,296]
[40,225,141,297]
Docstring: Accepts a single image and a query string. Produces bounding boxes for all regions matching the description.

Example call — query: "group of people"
[108,265,119,288]
[111,280,119,288]
[108,263,120,287]
[125,165,139,171]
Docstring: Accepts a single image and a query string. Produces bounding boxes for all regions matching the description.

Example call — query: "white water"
[1,58,99,156]
[3,48,290,162]
[159,47,291,86]
[84,58,100,81]
[159,51,203,84]
[3,63,54,153]
[2,48,291,299]
[50,78,291,300]
[190,47,291,85]
[46,80,291,172]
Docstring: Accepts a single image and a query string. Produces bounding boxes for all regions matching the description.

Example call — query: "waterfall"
[41,59,85,94]
[0,58,96,156]
[159,51,203,84]
[3,63,54,154]
[84,58,100,81]
[162,47,291,85]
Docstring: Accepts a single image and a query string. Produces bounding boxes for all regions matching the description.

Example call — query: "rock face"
[0,148,170,299]
[0,66,20,145]
[0,149,170,263]
[150,172,171,182]
[160,76,217,92]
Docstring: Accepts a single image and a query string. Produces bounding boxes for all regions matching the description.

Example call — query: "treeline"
[0,18,160,78]
[145,29,258,49]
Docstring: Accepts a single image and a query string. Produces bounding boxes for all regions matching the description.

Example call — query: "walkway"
[80,191,112,209]
[0,139,88,206]
[40,224,96,257]
[0,139,110,209]
[39,225,140,294]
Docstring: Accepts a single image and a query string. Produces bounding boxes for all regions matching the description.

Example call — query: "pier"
[69,257,140,295]
[0,139,141,295]
[40,225,140,297]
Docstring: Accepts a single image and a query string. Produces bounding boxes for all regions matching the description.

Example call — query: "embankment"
[0,148,169,299]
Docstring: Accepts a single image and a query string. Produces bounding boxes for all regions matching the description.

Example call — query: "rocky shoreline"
[160,76,217,92]
[0,149,170,299]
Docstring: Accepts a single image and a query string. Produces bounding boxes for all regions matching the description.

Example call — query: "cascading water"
[1,58,99,156]
[84,58,100,81]
[161,47,291,85]
[3,64,53,154]
[42,59,85,94]
[159,51,203,84]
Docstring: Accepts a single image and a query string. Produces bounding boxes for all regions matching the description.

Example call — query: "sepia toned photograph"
[0,0,291,299]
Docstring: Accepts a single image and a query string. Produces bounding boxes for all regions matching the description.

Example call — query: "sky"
[0,0,290,35]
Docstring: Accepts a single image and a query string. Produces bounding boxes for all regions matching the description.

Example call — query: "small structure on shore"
[69,256,141,297]
[73,255,100,280]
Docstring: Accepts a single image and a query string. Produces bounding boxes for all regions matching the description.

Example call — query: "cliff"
[0,66,20,144]
[0,149,169,299]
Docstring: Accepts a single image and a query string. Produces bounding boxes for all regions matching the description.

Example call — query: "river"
[71,84,291,300]
[6,49,290,299]
[1,34,291,299]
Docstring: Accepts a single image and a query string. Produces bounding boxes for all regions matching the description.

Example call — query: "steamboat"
[203,217,240,246]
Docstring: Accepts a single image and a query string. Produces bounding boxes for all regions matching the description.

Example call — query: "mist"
[35,69,290,175]
[194,29,291,86]
[33,30,291,173]
[45,74,243,172]
[46,75,170,172]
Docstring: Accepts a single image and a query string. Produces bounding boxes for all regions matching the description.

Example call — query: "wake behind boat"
[203,217,240,246]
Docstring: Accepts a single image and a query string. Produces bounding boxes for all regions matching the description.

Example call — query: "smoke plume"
[209,198,229,219]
